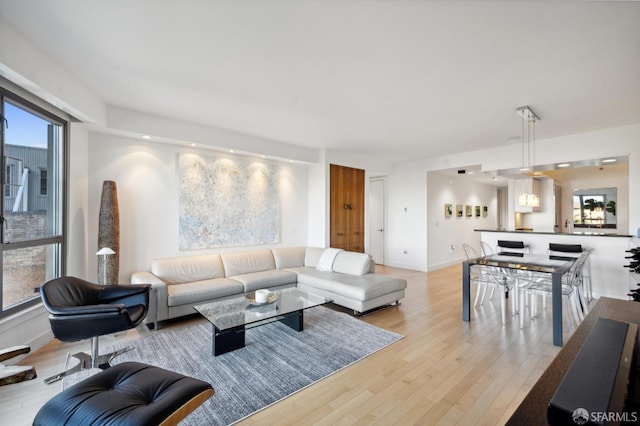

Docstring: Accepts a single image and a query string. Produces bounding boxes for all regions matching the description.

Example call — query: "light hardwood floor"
[0,264,571,425]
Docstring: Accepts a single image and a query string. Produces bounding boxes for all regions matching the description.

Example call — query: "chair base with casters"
[39,276,151,385]
[34,362,214,426]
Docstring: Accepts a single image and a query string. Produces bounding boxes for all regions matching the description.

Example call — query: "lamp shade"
[96,247,116,256]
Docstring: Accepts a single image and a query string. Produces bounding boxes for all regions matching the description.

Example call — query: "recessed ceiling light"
[519,167,530,172]
[229,149,235,153]
[557,163,570,168]
[467,171,474,175]
[190,143,196,147]
[141,135,151,139]
[602,158,617,163]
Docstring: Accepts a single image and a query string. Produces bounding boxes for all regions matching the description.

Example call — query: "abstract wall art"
[178,153,280,250]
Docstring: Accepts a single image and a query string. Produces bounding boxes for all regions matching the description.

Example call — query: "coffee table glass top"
[193,287,332,331]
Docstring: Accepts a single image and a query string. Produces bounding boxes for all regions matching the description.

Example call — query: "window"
[0,88,66,318]
[572,187,617,229]
[40,169,47,196]
[4,164,11,197]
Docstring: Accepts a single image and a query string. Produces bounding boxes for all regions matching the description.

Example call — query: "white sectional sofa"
[131,247,407,328]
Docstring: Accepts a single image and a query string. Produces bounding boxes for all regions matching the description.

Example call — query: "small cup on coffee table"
[255,289,270,303]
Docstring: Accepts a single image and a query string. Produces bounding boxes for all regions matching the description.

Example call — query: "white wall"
[385,167,428,270]
[0,16,106,124]
[427,172,498,269]
[68,124,90,278]
[386,124,640,271]
[307,153,328,248]
[86,133,309,283]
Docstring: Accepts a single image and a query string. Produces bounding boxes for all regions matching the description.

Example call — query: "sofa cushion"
[231,270,298,292]
[332,251,374,276]
[152,254,225,285]
[272,247,306,269]
[167,278,243,307]
[296,270,406,302]
[220,250,275,277]
[304,247,324,268]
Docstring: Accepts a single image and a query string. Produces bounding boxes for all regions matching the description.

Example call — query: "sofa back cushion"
[304,247,325,268]
[151,254,225,285]
[333,251,374,276]
[220,249,275,277]
[272,247,306,269]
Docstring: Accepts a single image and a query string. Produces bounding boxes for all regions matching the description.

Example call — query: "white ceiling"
[1,0,639,164]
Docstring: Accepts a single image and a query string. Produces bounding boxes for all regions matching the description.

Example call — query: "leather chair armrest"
[46,304,125,316]
[99,284,151,303]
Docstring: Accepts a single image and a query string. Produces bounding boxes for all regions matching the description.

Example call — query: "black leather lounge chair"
[39,276,151,384]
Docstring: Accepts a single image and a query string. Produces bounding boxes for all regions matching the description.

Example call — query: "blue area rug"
[76,307,403,425]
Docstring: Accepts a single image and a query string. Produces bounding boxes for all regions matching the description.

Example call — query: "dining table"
[462,253,576,347]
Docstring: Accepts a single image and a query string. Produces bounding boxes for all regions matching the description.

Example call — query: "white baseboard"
[0,303,52,364]
[428,259,464,271]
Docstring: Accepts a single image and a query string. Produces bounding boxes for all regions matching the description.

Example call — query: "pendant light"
[516,106,540,208]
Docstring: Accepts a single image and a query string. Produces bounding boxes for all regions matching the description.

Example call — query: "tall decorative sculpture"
[98,181,120,284]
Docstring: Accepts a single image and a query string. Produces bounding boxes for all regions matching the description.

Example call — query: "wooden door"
[330,164,365,252]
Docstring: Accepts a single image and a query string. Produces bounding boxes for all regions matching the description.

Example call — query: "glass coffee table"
[194,287,332,356]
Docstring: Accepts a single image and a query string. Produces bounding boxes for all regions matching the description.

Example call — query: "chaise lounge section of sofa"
[131,247,407,328]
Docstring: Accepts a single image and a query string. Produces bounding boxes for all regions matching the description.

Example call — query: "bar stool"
[496,240,530,256]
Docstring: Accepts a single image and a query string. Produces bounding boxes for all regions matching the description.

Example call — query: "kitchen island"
[476,229,634,300]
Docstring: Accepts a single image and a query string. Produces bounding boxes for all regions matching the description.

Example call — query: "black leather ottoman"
[33,362,214,426]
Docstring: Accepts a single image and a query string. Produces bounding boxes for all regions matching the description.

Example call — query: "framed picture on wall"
[465,205,472,217]
[482,206,488,217]
[444,204,453,218]
[475,205,481,217]
[456,204,463,217]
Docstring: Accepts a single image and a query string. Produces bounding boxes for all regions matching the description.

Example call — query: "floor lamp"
[96,247,116,285]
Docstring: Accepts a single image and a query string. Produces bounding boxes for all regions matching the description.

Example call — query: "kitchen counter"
[477,230,633,300]
[475,228,631,237]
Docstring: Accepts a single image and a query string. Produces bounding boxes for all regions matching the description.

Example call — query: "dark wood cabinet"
[330,164,365,252]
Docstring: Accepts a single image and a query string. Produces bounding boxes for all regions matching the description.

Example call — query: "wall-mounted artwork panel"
[445,204,453,218]
[178,153,280,250]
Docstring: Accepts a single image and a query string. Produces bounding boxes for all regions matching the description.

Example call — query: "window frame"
[0,82,68,318]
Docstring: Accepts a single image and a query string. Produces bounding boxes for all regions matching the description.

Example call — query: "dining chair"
[480,241,493,257]
[519,250,592,332]
[494,240,535,318]
[548,243,593,302]
[464,243,515,323]
[463,244,488,307]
